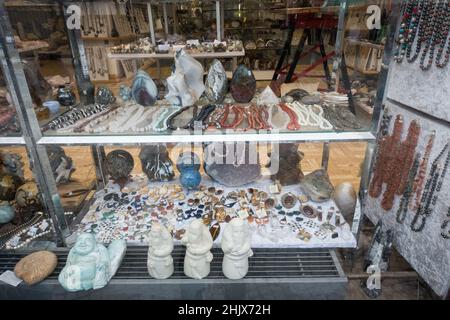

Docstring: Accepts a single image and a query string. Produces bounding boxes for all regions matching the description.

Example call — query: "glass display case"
[0,0,415,299]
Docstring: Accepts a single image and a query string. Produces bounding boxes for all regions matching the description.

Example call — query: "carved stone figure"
[181,219,213,279]
[58,233,126,292]
[147,223,174,279]
[221,218,253,280]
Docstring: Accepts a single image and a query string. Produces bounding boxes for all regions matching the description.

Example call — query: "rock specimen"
[203,142,261,187]
[14,251,57,285]
[119,85,132,102]
[300,169,334,202]
[104,150,134,188]
[257,86,280,105]
[139,145,175,182]
[333,182,357,221]
[285,89,309,102]
[0,173,23,201]
[0,203,15,224]
[15,181,41,208]
[0,151,24,180]
[47,146,75,185]
[205,59,228,104]
[165,49,205,107]
[230,64,256,103]
[267,143,304,186]
[95,87,116,105]
[58,233,126,292]
[131,70,158,106]
[56,86,76,107]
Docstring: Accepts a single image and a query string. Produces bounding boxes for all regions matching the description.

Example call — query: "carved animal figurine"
[181,219,213,279]
[147,223,174,279]
[58,233,126,292]
[221,218,253,279]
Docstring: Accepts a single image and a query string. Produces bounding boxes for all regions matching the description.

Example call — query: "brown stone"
[14,251,57,285]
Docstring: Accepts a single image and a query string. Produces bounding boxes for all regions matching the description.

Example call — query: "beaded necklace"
[411,142,450,232]
[441,207,450,239]
[396,153,420,224]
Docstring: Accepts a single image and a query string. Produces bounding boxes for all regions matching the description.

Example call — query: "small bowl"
[43,100,61,113]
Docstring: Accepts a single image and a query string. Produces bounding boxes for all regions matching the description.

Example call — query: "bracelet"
[189,105,216,130]
[206,106,226,129]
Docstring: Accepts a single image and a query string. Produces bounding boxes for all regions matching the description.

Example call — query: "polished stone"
[205,59,228,104]
[131,70,158,107]
[230,65,256,103]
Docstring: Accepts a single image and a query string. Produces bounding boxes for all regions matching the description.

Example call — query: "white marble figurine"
[181,219,213,279]
[147,223,174,279]
[221,218,253,280]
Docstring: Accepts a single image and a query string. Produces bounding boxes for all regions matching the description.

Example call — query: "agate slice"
[131,70,158,107]
[230,65,256,103]
[165,49,205,107]
[205,59,228,104]
[300,169,334,202]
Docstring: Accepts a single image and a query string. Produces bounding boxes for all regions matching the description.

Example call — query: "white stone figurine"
[147,223,174,279]
[181,219,213,279]
[221,218,253,280]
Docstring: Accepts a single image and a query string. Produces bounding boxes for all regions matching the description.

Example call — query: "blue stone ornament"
[176,152,201,191]
[131,70,158,107]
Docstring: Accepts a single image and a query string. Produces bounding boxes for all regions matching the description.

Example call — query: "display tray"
[71,175,357,249]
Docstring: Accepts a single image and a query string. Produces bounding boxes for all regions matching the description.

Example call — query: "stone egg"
[230,64,256,103]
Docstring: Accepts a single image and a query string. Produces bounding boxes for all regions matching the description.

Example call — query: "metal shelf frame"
[0,0,395,252]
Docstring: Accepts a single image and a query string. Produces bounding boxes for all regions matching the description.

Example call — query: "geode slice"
[104,150,134,188]
[205,59,228,104]
[203,142,261,187]
[131,70,158,107]
[230,65,256,103]
[139,145,175,182]
[300,169,334,202]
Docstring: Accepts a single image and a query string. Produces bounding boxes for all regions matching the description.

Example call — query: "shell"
[205,59,228,104]
[131,70,158,106]
[333,182,357,219]
[230,64,256,103]
[165,49,205,107]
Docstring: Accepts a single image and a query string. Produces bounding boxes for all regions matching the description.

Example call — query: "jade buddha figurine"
[181,219,213,279]
[147,223,174,279]
[58,233,126,292]
[221,218,253,279]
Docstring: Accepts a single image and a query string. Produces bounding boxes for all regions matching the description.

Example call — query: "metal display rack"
[0,0,396,299]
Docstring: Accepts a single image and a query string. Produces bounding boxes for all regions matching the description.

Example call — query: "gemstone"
[205,59,228,104]
[230,64,256,103]
[131,70,158,107]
